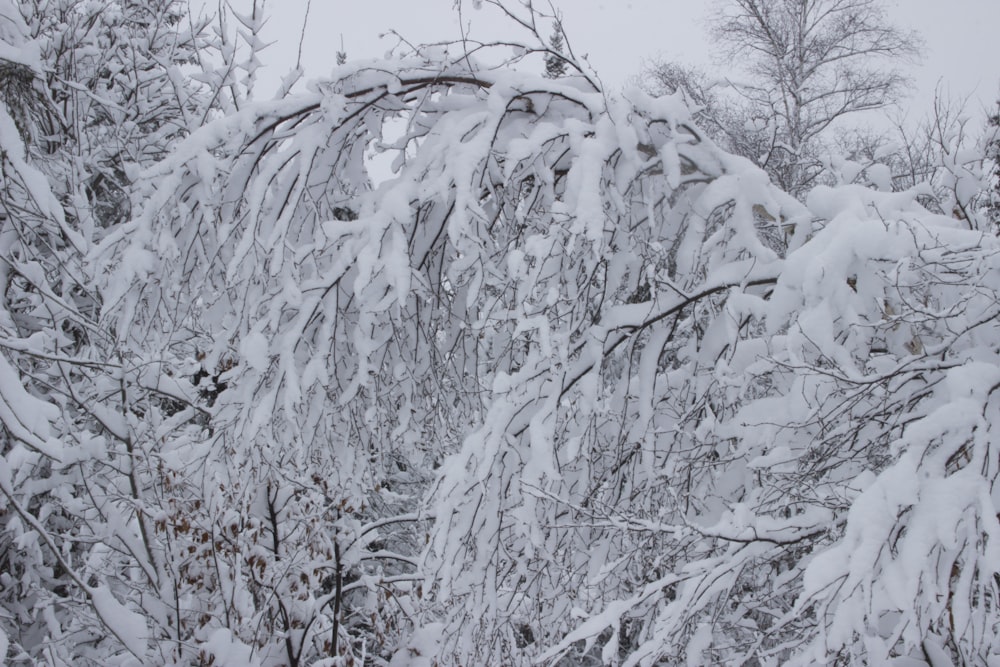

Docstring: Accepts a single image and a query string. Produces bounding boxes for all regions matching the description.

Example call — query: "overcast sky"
[235,0,1000,127]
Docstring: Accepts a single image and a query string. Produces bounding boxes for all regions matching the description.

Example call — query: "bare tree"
[665,0,921,195]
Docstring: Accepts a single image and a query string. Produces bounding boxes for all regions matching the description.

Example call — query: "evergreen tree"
[986,100,1000,224]
[337,34,347,66]
[543,20,566,78]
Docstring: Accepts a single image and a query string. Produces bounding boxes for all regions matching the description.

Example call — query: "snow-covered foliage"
[0,1,264,664]
[1,1,999,665]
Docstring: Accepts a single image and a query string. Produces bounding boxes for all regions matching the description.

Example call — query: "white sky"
[227,0,1000,128]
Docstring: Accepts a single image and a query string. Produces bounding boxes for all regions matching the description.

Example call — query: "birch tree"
[648,0,921,196]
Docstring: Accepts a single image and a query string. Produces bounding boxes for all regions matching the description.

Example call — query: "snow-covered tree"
[0,1,270,663]
[4,0,1000,664]
[982,100,1000,225]
[104,12,1000,667]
